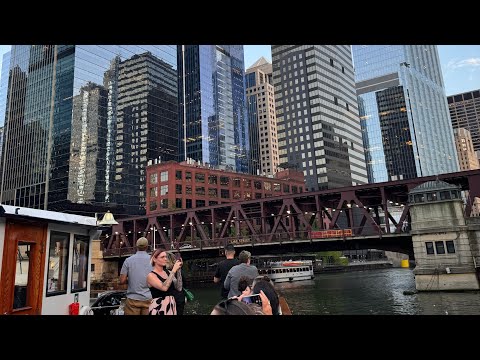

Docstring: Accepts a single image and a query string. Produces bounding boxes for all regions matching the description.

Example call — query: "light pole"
[150,226,156,251]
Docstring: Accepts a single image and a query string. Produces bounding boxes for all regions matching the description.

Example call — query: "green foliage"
[315,251,348,265]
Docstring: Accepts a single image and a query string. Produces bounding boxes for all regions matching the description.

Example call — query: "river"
[184,268,480,315]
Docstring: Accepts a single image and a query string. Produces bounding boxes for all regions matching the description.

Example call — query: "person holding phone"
[166,251,186,315]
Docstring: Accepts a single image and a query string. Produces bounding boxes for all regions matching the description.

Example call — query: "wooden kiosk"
[0,205,100,315]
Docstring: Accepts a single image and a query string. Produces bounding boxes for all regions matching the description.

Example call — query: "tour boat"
[256,258,315,283]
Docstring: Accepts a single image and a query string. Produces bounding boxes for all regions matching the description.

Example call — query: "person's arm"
[174,269,183,291]
[223,270,232,292]
[119,260,129,285]
[213,264,221,283]
[147,261,182,291]
[119,274,128,285]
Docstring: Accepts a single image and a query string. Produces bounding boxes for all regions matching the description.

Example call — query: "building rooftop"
[410,179,459,194]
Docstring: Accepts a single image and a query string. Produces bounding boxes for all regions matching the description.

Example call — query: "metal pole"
[153,225,156,251]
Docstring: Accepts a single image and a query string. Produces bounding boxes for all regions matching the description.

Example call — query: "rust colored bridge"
[105,170,480,259]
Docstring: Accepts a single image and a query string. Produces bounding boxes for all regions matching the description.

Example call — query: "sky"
[1,45,479,96]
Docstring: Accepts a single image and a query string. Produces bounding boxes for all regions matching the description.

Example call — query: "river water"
[184,268,480,315]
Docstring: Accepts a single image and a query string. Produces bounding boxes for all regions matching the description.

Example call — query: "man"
[224,250,259,298]
[119,237,152,315]
[213,244,240,299]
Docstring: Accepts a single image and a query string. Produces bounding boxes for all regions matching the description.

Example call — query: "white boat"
[257,259,315,283]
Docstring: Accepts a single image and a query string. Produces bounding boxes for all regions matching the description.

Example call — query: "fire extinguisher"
[69,294,80,315]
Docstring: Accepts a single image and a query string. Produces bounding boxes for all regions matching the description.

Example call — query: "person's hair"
[150,248,167,266]
[164,251,177,270]
[252,276,280,315]
[225,244,235,254]
[211,298,257,315]
[238,250,251,264]
[238,276,253,292]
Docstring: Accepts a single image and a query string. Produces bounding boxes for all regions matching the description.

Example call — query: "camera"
[241,294,262,306]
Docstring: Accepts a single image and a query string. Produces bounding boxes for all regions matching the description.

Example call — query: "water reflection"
[186,269,480,315]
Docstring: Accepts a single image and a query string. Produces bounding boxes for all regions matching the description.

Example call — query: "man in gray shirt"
[224,250,259,298]
[119,237,152,315]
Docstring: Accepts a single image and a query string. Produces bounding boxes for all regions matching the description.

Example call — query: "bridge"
[104,169,480,259]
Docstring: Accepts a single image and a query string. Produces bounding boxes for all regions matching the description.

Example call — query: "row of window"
[46,232,90,297]
[425,240,455,255]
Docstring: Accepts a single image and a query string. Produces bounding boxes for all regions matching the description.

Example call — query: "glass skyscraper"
[0,45,177,216]
[177,45,249,173]
[353,45,459,183]
[0,50,11,177]
[272,45,368,191]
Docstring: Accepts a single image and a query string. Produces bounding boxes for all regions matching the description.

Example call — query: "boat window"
[71,235,89,293]
[13,242,32,310]
[47,231,70,296]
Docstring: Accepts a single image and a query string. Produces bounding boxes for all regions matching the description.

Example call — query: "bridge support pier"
[409,180,480,291]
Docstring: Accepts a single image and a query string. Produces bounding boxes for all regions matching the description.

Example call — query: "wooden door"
[0,220,47,315]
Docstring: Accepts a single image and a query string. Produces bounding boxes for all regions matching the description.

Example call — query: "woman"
[147,248,183,315]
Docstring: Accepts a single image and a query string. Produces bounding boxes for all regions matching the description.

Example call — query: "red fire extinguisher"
[69,294,80,315]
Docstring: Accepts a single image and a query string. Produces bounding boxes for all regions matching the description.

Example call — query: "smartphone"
[175,253,182,261]
[241,294,262,306]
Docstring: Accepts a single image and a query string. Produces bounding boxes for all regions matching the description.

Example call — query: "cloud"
[446,57,480,71]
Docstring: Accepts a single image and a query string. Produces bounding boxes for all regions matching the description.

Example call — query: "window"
[161,199,168,209]
[209,201,218,206]
[233,178,241,187]
[209,188,217,198]
[273,183,281,192]
[47,231,70,296]
[196,186,205,196]
[160,185,168,196]
[186,172,192,182]
[196,200,205,207]
[176,184,182,194]
[440,191,451,200]
[186,186,192,195]
[446,241,455,253]
[243,179,251,187]
[195,173,205,183]
[283,184,290,192]
[292,186,298,193]
[425,242,434,255]
[209,175,217,184]
[186,199,192,208]
[254,181,262,190]
[414,194,425,203]
[435,241,445,254]
[221,189,230,199]
[149,187,158,198]
[160,171,168,182]
[176,170,182,180]
[233,190,241,199]
[150,173,157,184]
[255,193,262,199]
[264,182,271,191]
[220,176,230,186]
[176,198,182,208]
[150,201,157,211]
[71,235,89,293]
[330,58,334,66]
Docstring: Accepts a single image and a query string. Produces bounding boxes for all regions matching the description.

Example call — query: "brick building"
[146,160,305,214]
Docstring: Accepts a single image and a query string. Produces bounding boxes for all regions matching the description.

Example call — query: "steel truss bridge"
[105,170,480,259]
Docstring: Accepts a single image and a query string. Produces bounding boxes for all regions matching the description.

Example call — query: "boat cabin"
[0,205,100,315]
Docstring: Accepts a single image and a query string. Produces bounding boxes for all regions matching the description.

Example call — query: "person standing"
[119,237,152,315]
[224,250,259,298]
[213,244,240,299]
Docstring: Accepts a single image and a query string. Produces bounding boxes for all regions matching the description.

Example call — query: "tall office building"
[0,50,11,178]
[272,45,367,191]
[353,45,459,183]
[245,57,279,175]
[448,90,480,152]
[0,50,10,126]
[0,45,177,215]
[453,128,479,170]
[177,45,249,173]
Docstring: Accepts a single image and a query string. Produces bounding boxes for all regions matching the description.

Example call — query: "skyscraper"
[353,45,459,183]
[0,45,177,215]
[245,57,279,176]
[453,128,479,171]
[448,89,480,152]
[0,50,11,177]
[272,45,367,191]
[177,45,249,173]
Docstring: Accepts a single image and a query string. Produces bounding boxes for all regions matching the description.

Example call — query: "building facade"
[0,45,177,216]
[177,45,250,173]
[145,160,305,215]
[245,57,279,176]
[453,128,479,171]
[271,45,367,191]
[0,51,10,178]
[448,90,480,153]
[353,45,459,183]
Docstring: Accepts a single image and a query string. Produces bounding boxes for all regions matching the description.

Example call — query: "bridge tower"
[409,180,480,291]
